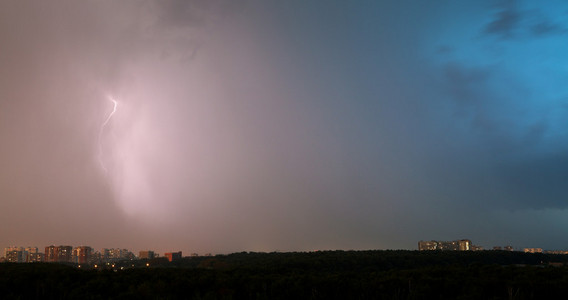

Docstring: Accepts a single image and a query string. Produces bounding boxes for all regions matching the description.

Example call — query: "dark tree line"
[1,250,568,299]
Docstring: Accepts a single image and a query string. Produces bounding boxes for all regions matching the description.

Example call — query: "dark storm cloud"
[498,153,568,209]
[444,62,492,105]
[525,7,568,37]
[440,61,568,209]
[530,20,567,37]
[442,62,506,139]
[482,2,566,39]
[483,5,521,39]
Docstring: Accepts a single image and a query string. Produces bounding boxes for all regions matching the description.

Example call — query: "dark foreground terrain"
[2,250,568,299]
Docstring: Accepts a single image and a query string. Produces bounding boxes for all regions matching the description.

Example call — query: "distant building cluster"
[543,250,568,255]
[492,246,515,251]
[523,248,543,253]
[4,247,44,263]
[1,245,173,264]
[419,240,568,254]
[418,239,481,251]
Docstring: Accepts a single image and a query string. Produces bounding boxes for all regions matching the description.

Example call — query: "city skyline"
[1,1,568,254]
[4,237,568,261]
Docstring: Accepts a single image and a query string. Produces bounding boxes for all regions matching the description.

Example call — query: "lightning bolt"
[98,96,118,173]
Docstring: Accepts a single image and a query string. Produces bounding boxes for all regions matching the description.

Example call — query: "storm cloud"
[1,0,568,254]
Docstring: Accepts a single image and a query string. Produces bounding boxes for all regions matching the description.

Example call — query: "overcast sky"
[1,0,567,255]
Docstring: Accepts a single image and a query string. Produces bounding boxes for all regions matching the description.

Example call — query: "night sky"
[1,0,567,255]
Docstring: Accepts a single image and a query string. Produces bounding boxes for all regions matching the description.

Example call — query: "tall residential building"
[5,250,26,263]
[73,246,93,264]
[139,250,155,260]
[3,246,41,262]
[165,251,182,262]
[4,247,24,259]
[90,251,102,264]
[45,245,72,262]
[458,240,472,251]
[56,246,73,262]
[25,247,38,254]
[45,246,57,262]
[25,247,38,262]
[28,252,44,262]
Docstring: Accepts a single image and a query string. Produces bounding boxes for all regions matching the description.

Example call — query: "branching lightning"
[98,96,118,173]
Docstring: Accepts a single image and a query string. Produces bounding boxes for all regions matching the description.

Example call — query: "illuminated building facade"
[45,245,73,262]
[418,241,439,251]
[418,239,474,251]
[45,246,57,262]
[165,251,182,262]
[458,240,472,251]
[73,246,93,264]
[5,249,26,263]
[4,247,24,259]
[4,247,42,262]
[26,247,38,256]
[28,252,44,262]
[139,250,155,259]
[56,246,73,262]
[102,248,135,262]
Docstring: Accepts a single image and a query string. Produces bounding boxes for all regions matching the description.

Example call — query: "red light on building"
[164,251,182,262]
